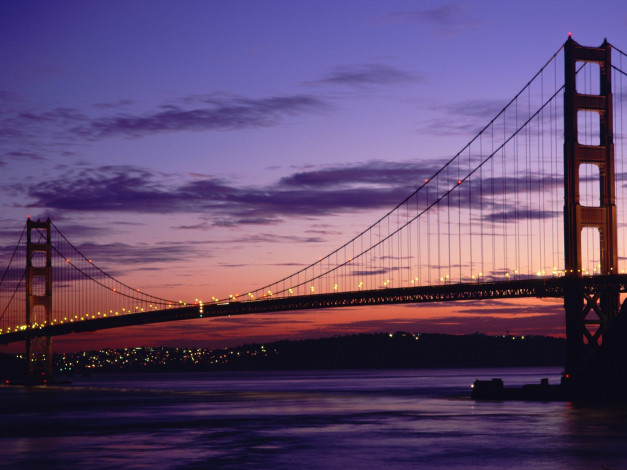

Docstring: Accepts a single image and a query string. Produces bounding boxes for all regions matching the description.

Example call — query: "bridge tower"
[563,38,620,389]
[25,218,53,383]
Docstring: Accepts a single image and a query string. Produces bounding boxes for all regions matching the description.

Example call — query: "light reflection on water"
[1,368,626,469]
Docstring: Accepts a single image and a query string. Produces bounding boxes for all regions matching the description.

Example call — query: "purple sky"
[1,1,627,351]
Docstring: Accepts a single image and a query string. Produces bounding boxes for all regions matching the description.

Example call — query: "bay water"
[1,367,626,469]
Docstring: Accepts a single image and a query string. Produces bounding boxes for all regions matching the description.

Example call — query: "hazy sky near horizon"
[1,1,626,351]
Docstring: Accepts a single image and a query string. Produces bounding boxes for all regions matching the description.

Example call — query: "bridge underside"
[3,275,627,345]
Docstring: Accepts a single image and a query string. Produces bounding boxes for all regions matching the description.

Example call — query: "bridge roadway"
[3,275,627,345]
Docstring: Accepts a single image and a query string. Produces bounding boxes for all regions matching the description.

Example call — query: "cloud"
[228,233,325,244]
[483,208,561,223]
[418,99,511,136]
[279,160,436,188]
[387,4,465,25]
[71,240,213,266]
[442,99,510,119]
[72,94,329,139]
[304,229,342,236]
[0,107,89,147]
[311,64,419,88]
[351,269,394,276]
[418,116,485,137]
[0,93,330,153]
[211,217,283,227]
[449,298,563,316]
[24,166,178,212]
[21,161,438,223]
[0,91,25,108]
[418,94,564,137]
[91,99,136,110]
[2,150,44,161]
[384,3,482,31]
[442,173,562,218]
[18,107,88,126]
[40,238,216,279]
[18,156,564,230]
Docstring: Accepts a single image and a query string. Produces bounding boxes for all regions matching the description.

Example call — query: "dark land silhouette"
[0,332,567,380]
[212,332,566,371]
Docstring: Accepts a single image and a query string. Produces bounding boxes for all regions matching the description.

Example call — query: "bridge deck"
[2,275,627,345]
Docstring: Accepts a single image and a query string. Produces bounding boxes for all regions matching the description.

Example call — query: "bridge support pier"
[563,38,623,399]
[25,218,54,384]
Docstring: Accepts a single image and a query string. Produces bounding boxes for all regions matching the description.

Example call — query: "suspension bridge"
[2,37,627,396]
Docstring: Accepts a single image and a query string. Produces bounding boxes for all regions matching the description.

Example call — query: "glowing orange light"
[458,180,462,184]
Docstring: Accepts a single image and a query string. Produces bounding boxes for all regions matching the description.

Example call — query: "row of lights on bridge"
[204,265,627,305]
[9,263,621,332]
[0,301,192,335]
[59,251,623,310]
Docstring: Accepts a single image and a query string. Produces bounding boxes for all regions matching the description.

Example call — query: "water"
[1,367,626,469]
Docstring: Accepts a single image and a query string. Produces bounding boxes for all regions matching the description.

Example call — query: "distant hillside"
[0,353,26,381]
[224,332,566,370]
[10,332,568,376]
[0,333,567,379]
